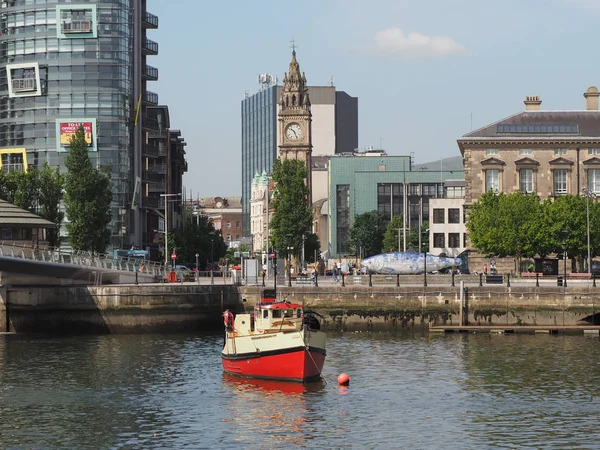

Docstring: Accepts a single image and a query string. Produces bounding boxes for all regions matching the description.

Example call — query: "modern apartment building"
[0,0,186,253]
[241,82,358,237]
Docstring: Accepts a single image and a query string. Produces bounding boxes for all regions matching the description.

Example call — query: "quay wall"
[1,280,600,333]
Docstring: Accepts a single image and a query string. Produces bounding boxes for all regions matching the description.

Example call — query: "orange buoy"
[337,373,350,386]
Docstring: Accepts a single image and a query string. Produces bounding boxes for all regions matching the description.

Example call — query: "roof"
[0,199,56,228]
[461,111,600,139]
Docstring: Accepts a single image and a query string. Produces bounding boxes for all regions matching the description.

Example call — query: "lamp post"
[583,189,596,273]
[160,193,181,268]
[422,228,429,287]
[195,253,199,283]
[562,228,568,288]
[210,238,214,285]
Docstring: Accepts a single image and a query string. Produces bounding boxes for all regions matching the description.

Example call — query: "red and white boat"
[221,289,326,383]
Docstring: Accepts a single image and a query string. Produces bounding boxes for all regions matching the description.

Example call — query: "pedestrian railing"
[0,242,164,277]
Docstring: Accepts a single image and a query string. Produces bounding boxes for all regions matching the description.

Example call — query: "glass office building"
[0,0,161,250]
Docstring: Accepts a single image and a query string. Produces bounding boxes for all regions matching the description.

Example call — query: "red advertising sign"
[59,121,93,147]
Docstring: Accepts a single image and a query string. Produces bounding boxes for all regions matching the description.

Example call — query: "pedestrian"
[332,263,338,282]
[483,264,488,275]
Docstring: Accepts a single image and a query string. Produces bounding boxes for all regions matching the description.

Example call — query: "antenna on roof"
[330,76,335,87]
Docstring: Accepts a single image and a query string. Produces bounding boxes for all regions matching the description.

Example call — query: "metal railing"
[62,20,92,33]
[144,65,158,80]
[0,241,164,277]
[144,91,158,105]
[143,39,158,54]
[12,78,36,92]
[143,12,159,28]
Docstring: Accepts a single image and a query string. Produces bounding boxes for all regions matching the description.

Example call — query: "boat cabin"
[231,301,304,335]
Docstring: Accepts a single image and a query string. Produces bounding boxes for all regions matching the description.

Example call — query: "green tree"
[38,162,64,248]
[269,159,312,258]
[64,125,112,253]
[170,214,227,270]
[382,215,404,252]
[349,210,385,257]
[12,169,39,212]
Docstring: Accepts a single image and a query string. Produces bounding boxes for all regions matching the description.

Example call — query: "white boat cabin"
[231,301,304,335]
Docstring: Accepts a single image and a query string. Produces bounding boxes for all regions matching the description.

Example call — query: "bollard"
[594,274,597,288]
[536,272,539,287]
[479,273,483,287]
[262,272,265,287]
[369,273,373,287]
[451,272,455,287]
[315,272,318,287]
[507,273,511,287]
[396,274,400,287]
[341,272,345,287]
[463,286,469,326]
[135,271,138,286]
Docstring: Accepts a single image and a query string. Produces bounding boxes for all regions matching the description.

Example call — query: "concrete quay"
[1,274,599,333]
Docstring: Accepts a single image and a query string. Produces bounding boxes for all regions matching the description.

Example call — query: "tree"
[64,125,112,253]
[382,215,404,252]
[170,214,227,270]
[38,162,64,248]
[269,159,312,258]
[348,210,385,258]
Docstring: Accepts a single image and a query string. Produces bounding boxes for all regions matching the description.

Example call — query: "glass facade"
[0,0,157,250]
[241,85,277,238]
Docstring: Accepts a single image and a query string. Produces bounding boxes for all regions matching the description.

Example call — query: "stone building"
[457,86,600,273]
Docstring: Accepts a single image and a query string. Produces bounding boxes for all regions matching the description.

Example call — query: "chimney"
[584,86,599,110]
[524,95,542,111]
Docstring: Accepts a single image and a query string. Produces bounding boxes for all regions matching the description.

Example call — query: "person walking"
[332,263,338,282]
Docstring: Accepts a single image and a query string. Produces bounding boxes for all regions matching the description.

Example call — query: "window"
[520,169,533,193]
[589,169,600,194]
[448,233,460,248]
[554,169,567,195]
[520,149,533,155]
[226,234,231,241]
[433,209,445,224]
[485,169,499,192]
[445,186,465,198]
[589,149,600,155]
[463,233,468,247]
[485,149,499,155]
[497,124,578,134]
[554,149,568,156]
[226,221,231,228]
[236,221,240,228]
[448,209,460,224]
[433,233,445,248]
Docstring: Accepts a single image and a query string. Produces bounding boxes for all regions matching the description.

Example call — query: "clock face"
[285,123,302,141]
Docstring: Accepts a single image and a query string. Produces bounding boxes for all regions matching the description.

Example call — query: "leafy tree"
[303,232,320,263]
[170,214,227,270]
[382,215,404,252]
[269,159,312,258]
[12,169,39,212]
[406,220,429,252]
[468,191,543,271]
[348,210,385,258]
[38,162,64,248]
[64,125,112,253]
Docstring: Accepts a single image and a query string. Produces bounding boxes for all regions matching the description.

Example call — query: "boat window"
[284,309,293,318]
[273,310,282,318]
[297,309,302,318]
[263,310,268,319]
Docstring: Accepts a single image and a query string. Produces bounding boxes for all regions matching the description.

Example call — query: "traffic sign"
[171,253,176,260]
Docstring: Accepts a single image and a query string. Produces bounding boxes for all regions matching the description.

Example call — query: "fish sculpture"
[361,251,469,275]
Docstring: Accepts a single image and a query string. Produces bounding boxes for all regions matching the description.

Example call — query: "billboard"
[55,118,97,152]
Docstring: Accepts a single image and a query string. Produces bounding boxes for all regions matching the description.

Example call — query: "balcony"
[144,65,158,81]
[143,115,159,130]
[145,196,161,209]
[62,20,92,34]
[147,163,166,175]
[143,91,158,105]
[147,180,165,193]
[143,142,160,157]
[143,12,158,29]
[143,39,158,55]
[12,78,36,93]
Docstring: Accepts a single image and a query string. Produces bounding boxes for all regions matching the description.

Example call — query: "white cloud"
[365,27,467,58]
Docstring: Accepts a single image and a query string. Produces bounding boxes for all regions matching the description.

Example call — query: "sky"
[148,0,600,198]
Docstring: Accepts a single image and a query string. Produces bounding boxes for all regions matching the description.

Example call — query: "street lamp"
[422,228,429,287]
[562,228,568,288]
[160,193,181,268]
[195,253,199,282]
[210,238,215,285]
[583,189,596,273]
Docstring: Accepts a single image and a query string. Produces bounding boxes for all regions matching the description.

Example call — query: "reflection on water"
[1,331,600,448]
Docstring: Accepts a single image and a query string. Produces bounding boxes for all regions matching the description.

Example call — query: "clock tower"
[278,47,313,203]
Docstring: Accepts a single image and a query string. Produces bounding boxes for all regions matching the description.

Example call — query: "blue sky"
[148,0,600,197]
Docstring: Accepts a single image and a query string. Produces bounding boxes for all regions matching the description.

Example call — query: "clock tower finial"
[278,45,313,204]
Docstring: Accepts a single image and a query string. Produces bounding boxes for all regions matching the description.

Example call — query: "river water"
[1,331,600,449]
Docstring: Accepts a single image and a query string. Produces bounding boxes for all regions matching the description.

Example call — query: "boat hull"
[222,330,326,383]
